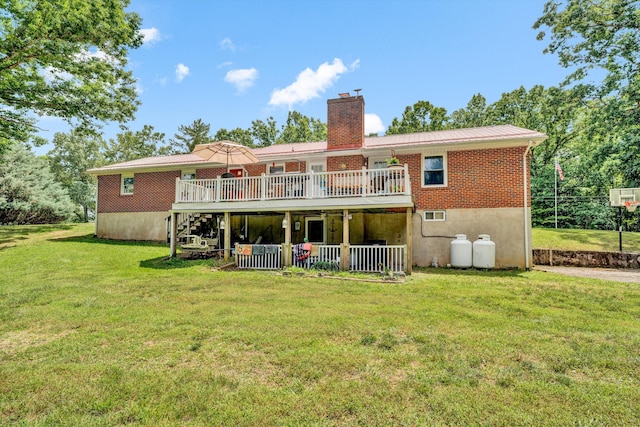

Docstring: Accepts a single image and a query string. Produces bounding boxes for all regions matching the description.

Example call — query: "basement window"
[424,210,446,221]
[121,174,134,195]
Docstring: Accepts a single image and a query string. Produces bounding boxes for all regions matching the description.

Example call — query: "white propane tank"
[450,234,472,268]
[473,234,496,269]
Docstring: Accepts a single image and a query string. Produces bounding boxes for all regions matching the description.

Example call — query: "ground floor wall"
[411,207,531,269]
[96,212,168,241]
[96,207,532,269]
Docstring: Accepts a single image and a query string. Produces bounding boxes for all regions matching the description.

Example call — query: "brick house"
[88,94,546,272]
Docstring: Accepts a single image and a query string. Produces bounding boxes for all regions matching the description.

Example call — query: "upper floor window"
[121,174,134,195]
[182,170,196,180]
[423,155,446,186]
[369,158,388,170]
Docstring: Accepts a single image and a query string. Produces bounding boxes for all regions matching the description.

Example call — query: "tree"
[170,119,213,154]
[0,144,75,224]
[102,125,169,164]
[450,94,490,128]
[250,117,278,147]
[386,101,448,134]
[48,129,103,222]
[534,0,640,184]
[0,0,142,148]
[213,127,254,147]
[486,85,583,164]
[276,111,327,144]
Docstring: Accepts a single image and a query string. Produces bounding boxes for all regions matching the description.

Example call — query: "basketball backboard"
[610,187,640,207]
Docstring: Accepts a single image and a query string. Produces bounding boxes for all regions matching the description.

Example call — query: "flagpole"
[554,158,558,229]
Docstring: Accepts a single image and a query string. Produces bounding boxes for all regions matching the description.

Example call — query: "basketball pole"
[619,206,623,252]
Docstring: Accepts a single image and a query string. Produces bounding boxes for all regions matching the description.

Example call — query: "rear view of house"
[88,94,546,272]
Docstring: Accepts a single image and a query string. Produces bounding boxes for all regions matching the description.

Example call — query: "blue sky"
[37,0,570,149]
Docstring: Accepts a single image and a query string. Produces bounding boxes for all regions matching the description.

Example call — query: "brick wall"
[327,96,364,150]
[196,167,227,179]
[285,161,306,172]
[408,146,530,210]
[246,163,266,176]
[98,171,180,213]
[327,155,365,172]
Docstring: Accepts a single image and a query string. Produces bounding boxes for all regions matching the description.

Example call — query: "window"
[182,170,196,180]
[269,164,285,174]
[121,174,134,195]
[423,155,445,186]
[370,159,388,170]
[424,210,446,221]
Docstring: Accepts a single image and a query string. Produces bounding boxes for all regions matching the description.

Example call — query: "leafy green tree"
[213,128,254,147]
[276,111,327,144]
[250,117,278,147]
[0,0,142,148]
[450,94,490,128]
[48,129,103,222]
[170,119,213,153]
[534,0,640,184]
[486,85,583,164]
[102,125,169,164]
[386,101,448,134]
[0,144,75,224]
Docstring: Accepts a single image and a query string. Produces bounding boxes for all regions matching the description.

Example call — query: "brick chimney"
[327,93,364,150]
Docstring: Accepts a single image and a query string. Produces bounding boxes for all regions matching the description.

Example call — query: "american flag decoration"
[555,160,564,181]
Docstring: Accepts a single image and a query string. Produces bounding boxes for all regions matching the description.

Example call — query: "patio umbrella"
[192,140,259,171]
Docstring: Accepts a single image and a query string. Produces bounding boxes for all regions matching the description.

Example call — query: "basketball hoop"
[624,201,640,212]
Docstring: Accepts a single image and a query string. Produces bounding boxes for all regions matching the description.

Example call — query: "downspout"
[523,141,533,271]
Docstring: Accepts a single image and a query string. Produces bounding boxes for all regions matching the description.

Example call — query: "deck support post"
[223,211,231,261]
[405,207,412,274]
[283,211,292,267]
[340,209,350,271]
[169,211,177,258]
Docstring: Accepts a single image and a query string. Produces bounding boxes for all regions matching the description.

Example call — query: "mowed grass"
[533,227,640,252]
[1,224,639,426]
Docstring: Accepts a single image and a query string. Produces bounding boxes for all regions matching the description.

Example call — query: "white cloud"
[224,68,258,93]
[219,38,236,52]
[365,113,385,135]
[175,63,190,83]
[217,61,233,69]
[268,58,359,108]
[140,27,162,45]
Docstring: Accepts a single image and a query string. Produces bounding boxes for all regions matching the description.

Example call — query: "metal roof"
[88,125,546,174]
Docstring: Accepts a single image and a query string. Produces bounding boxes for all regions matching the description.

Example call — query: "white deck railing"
[175,166,410,203]
[350,245,406,273]
[234,243,405,273]
[235,244,282,270]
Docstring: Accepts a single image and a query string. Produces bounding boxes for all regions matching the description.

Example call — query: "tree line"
[1,0,638,232]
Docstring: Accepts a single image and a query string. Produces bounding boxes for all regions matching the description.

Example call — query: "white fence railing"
[293,244,341,269]
[175,166,411,203]
[235,244,282,270]
[235,243,405,273]
[350,245,406,273]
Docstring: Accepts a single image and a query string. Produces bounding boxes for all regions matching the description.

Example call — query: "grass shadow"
[49,234,168,248]
[0,224,75,248]
[139,256,216,270]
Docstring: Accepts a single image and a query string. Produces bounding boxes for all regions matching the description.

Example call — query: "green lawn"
[1,224,639,426]
[533,227,640,252]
